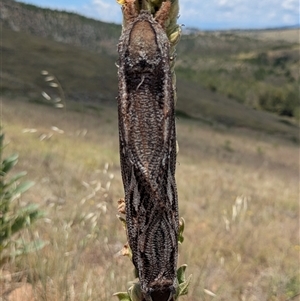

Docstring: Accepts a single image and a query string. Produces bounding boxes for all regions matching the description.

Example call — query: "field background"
[0,0,299,300]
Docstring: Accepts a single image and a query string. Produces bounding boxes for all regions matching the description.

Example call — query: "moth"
[117,1,179,300]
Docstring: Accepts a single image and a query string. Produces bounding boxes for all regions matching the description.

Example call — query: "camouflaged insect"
[117,1,179,300]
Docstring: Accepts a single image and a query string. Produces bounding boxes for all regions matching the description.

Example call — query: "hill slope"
[1,26,118,103]
[0,0,299,140]
[0,0,120,54]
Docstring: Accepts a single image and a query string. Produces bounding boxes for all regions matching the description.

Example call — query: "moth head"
[143,283,176,301]
[149,290,175,301]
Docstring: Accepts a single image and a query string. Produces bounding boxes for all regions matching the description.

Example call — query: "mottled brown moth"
[117,1,179,300]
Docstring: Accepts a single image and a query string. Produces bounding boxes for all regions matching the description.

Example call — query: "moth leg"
[136,75,145,91]
[166,291,175,301]
[154,0,171,29]
[143,294,152,301]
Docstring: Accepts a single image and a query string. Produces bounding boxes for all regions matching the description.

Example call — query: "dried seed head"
[121,243,132,258]
[45,76,55,82]
[51,126,64,134]
[53,97,61,103]
[55,104,64,108]
[22,128,37,133]
[39,134,47,141]
[204,289,217,297]
[41,91,51,100]
[118,198,126,214]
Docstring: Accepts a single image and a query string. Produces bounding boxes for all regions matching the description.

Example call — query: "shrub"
[0,133,45,266]
[258,86,299,117]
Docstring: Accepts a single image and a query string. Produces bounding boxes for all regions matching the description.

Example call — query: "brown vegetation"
[1,97,298,300]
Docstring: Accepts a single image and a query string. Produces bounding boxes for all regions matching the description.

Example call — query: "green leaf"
[113,292,131,301]
[0,133,44,267]
[11,239,48,256]
[0,133,4,148]
[177,264,187,284]
[14,181,35,195]
[20,204,44,222]
[178,217,185,244]
[177,274,192,297]
[4,172,27,189]
[129,283,143,301]
[2,154,18,173]
[7,205,43,236]
[117,214,127,229]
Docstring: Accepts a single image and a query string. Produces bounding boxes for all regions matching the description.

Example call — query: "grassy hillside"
[1,24,298,142]
[0,2,299,299]
[1,97,299,300]
[1,0,299,125]
[234,28,299,43]
[1,0,121,53]
[0,26,118,103]
[177,31,299,119]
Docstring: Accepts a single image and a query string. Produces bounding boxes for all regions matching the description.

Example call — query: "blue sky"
[19,0,299,30]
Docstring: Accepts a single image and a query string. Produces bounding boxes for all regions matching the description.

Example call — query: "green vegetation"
[0,133,45,266]
[1,0,299,129]
[2,23,298,141]
[0,0,299,142]
[176,33,299,119]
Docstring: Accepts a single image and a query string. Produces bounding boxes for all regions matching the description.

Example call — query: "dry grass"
[234,28,299,44]
[1,97,299,300]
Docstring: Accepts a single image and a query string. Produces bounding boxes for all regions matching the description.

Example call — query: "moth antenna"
[154,0,171,28]
[122,0,138,25]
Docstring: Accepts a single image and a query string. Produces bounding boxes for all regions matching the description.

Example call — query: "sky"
[19,0,299,30]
